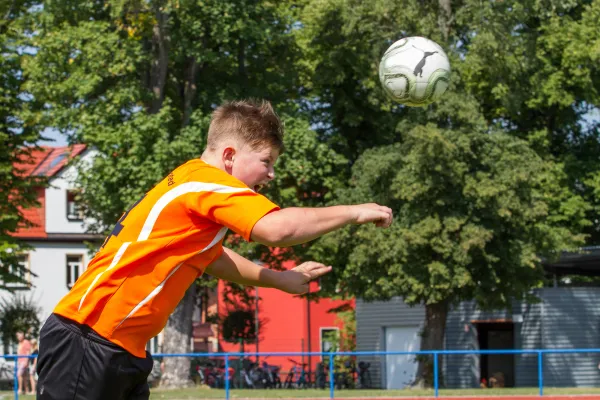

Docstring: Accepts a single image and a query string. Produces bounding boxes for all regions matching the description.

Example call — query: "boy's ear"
[223,147,236,169]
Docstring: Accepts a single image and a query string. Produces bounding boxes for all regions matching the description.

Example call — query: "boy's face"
[228,144,279,192]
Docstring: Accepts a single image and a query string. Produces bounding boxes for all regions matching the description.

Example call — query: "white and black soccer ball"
[379,36,451,106]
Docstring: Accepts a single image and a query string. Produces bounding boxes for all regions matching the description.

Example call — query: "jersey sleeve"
[184,173,280,241]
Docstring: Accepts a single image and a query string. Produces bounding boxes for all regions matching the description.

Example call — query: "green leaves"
[314,127,584,309]
[0,1,45,290]
[298,0,598,314]
[0,294,41,352]
[4,0,597,314]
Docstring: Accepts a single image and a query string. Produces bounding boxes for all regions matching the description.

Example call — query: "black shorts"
[37,313,153,400]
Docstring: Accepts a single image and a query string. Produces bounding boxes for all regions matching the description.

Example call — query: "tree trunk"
[237,37,247,93]
[413,300,449,388]
[438,0,453,41]
[182,57,199,127]
[2,1,17,33]
[149,7,169,114]
[159,284,196,388]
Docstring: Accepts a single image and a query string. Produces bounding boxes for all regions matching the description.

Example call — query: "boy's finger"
[311,265,332,277]
[304,262,327,270]
[304,265,330,278]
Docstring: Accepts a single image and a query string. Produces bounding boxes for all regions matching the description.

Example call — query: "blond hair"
[207,99,284,152]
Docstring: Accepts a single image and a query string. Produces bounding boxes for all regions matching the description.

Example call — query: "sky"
[37,127,68,146]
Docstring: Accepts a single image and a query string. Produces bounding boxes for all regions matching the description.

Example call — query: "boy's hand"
[278,262,332,294]
[351,203,393,228]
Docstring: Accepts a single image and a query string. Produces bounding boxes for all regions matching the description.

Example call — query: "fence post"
[538,351,543,397]
[329,352,334,399]
[13,356,18,400]
[433,352,439,398]
[225,354,230,400]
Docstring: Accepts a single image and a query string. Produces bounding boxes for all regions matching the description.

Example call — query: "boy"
[36,99,392,400]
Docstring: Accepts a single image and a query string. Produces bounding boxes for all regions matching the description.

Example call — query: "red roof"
[15,144,87,178]
[12,145,87,239]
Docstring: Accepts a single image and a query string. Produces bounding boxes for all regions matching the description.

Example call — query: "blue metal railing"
[6,348,600,399]
[3,354,35,400]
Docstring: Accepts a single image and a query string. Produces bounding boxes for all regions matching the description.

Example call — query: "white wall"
[0,242,92,325]
[45,149,97,234]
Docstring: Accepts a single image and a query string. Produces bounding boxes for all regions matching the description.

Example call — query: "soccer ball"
[378,36,451,106]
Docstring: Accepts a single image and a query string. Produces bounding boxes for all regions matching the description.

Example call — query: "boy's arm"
[205,247,331,294]
[251,203,393,247]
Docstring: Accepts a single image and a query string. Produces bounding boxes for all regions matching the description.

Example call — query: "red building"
[193,259,355,374]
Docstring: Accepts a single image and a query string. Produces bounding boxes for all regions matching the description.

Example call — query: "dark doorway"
[475,322,515,388]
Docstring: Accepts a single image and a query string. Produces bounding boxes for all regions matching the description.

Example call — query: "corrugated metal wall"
[355,297,425,388]
[356,288,600,389]
[541,288,600,387]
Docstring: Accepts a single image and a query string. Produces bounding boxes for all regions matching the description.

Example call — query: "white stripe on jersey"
[78,242,131,311]
[79,182,244,312]
[138,182,249,241]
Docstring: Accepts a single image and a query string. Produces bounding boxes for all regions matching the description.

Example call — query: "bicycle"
[357,361,372,389]
[0,359,15,391]
[284,358,309,389]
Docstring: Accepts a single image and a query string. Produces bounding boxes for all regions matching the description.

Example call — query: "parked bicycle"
[315,362,328,389]
[261,360,282,388]
[357,361,372,389]
[334,359,356,389]
[0,359,14,391]
[283,358,309,389]
[240,359,268,388]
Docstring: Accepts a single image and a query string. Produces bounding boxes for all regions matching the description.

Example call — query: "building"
[1,145,98,324]
[0,145,97,385]
[356,250,600,390]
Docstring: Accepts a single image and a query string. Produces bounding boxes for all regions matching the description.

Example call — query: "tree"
[0,294,41,353]
[221,310,257,350]
[321,305,356,387]
[158,284,196,388]
[22,0,345,385]
[300,0,598,386]
[217,281,262,354]
[313,127,586,386]
[217,289,261,389]
[0,0,45,290]
[456,0,600,242]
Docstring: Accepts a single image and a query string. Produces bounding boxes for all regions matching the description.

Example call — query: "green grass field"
[3,387,600,399]
[147,387,600,399]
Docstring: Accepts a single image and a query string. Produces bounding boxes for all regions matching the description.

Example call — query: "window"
[320,327,339,356]
[146,335,160,354]
[66,255,83,289]
[66,190,84,221]
[3,255,31,290]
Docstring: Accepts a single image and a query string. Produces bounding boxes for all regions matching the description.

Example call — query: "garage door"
[385,326,421,389]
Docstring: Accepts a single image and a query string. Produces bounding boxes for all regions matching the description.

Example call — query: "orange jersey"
[54,159,279,357]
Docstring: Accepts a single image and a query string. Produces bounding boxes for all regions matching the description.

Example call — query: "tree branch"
[238,37,247,93]
[0,0,17,34]
[149,8,170,114]
[182,57,199,127]
[438,0,453,41]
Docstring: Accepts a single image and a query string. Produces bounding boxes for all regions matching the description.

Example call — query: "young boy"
[36,99,393,400]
